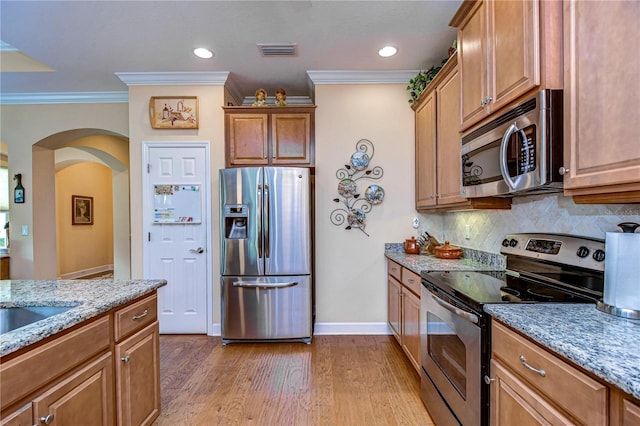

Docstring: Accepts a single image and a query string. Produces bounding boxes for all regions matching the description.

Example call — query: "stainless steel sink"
[0,306,73,334]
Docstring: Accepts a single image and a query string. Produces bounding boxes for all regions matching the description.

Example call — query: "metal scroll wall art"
[330,139,384,237]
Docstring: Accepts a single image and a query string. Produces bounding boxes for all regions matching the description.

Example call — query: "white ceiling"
[0,0,461,102]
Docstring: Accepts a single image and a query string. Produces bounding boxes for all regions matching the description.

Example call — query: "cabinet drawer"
[387,259,401,281]
[0,315,110,411]
[114,293,157,342]
[401,268,421,297]
[492,321,607,425]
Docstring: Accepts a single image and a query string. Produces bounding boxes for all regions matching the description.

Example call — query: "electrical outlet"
[21,225,29,236]
[465,224,470,240]
[412,217,420,229]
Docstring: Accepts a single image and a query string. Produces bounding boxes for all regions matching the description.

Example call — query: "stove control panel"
[501,233,605,271]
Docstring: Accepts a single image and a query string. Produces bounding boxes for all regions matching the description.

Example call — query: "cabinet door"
[490,359,574,426]
[489,0,540,113]
[436,65,466,206]
[414,90,437,209]
[271,113,312,165]
[562,1,640,196]
[622,397,640,426]
[0,404,32,426]
[32,353,114,426]
[401,288,421,374]
[387,276,402,344]
[458,0,488,129]
[116,321,161,426]
[227,113,269,165]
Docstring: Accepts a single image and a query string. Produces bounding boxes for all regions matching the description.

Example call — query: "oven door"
[421,285,482,426]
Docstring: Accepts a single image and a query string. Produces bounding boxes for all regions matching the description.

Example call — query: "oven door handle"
[431,294,479,324]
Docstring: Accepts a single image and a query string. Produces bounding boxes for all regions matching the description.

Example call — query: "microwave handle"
[499,123,526,190]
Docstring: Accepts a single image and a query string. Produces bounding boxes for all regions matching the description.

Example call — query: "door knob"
[189,247,204,254]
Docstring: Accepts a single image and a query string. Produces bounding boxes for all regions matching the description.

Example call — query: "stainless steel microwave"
[460,90,564,198]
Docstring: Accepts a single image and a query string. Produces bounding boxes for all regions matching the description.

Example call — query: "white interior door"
[143,142,210,334]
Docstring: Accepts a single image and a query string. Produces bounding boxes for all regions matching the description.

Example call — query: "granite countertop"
[0,278,167,357]
[485,303,640,400]
[385,242,505,275]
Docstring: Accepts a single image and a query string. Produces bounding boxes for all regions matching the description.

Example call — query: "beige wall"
[0,103,128,278]
[314,84,418,329]
[55,162,114,277]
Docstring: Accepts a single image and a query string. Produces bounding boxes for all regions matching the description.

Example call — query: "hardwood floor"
[154,334,434,426]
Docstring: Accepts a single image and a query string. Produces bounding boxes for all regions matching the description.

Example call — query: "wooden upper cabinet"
[414,88,437,209]
[226,113,269,165]
[224,106,315,167]
[412,56,510,212]
[271,113,312,165]
[562,0,640,202]
[451,0,562,131]
[435,63,466,206]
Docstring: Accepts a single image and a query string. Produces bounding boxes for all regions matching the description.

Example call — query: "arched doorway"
[32,129,130,279]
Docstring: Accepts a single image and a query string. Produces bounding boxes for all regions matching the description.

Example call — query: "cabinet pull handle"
[519,355,546,377]
[121,355,131,363]
[132,309,148,320]
[40,414,54,424]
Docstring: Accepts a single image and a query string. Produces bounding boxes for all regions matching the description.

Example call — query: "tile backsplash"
[418,194,640,255]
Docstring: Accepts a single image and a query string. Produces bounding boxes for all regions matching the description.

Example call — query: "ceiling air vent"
[257,43,298,57]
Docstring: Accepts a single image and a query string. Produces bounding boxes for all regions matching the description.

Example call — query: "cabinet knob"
[121,355,131,363]
[483,375,495,385]
[40,414,54,424]
[558,166,570,175]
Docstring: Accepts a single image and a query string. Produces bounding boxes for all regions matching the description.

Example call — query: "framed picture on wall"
[72,195,93,225]
[149,96,199,129]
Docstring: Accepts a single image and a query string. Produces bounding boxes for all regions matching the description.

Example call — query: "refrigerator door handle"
[257,184,263,258]
[232,281,299,288]
[264,183,270,258]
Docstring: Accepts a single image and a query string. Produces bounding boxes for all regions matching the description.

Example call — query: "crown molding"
[0,91,129,105]
[306,70,418,85]
[115,71,229,86]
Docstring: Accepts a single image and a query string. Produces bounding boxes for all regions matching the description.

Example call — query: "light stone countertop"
[485,303,640,401]
[384,242,505,274]
[0,278,167,357]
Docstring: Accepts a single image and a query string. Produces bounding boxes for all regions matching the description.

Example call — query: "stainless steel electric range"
[419,233,605,426]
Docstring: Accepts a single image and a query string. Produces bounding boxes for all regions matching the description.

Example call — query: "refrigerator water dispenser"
[224,205,248,239]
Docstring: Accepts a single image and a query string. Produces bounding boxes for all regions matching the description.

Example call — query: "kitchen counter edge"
[484,303,640,401]
[0,278,167,357]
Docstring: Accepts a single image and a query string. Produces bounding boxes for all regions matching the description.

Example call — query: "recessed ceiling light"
[194,48,213,59]
[378,45,398,57]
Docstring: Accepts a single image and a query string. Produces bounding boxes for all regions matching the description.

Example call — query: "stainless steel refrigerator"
[219,167,312,343]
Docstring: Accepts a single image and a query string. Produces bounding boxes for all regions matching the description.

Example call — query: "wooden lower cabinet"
[115,321,161,426]
[387,259,421,373]
[490,321,608,425]
[33,353,114,426]
[0,292,161,426]
[0,404,31,426]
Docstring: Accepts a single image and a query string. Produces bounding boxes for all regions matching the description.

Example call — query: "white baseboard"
[58,264,114,279]
[206,322,392,337]
[314,322,392,335]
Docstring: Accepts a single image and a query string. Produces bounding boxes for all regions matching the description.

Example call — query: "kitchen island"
[0,278,166,425]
